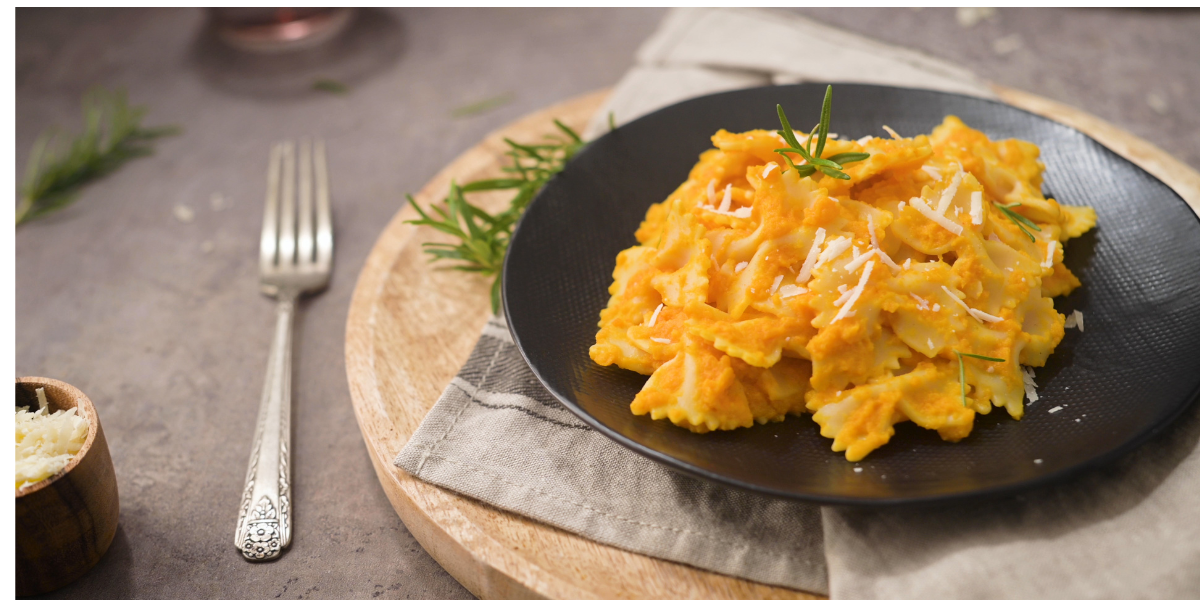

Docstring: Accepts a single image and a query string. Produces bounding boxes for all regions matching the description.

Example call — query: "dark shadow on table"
[186,8,406,100]
[38,524,134,599]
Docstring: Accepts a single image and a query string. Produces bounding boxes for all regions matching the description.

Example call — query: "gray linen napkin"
[396,316,828,592]
[398,8,1200,597]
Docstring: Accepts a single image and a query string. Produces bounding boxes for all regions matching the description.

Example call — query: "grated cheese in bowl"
[15,388,89,491]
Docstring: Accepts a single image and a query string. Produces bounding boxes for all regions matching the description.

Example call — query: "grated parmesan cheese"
[863,214,900,272]
[903,258,912,270]
[936,169,964,215]
[761,162,777,178]
[921,165,943,181]
[779,284,807,298]
[969,308,1004,323]
[706,180,716,205]
[910,197,964,235]
[856,135,872,145]
[941,285,1004,323]
[909,293,930,310]
[651,337,672,344]
[718,184,732,213]
[844,248,878,272]
[735,261,749,274]
[832,261,874,323]
[833,287,855,307]
[16,389,89,490]
[814,236,853,271]
[1048,406,1062,414]
[796,228,827,283]
[932,303,941,312]
[769,275,783,295]
[1064,309,1085,332]
[882,125,901,139]
[1022,366,1039,404]
[970,191,983,225]
[1042,240,1057,268]
[877,249,900,273]
[647,304,663,327]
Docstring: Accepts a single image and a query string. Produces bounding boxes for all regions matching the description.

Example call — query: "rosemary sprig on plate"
[16,87,180,226]
[775,85,870,181]
[994,201,1042,242]
[406,119,586,313]
[955,351,1006,407]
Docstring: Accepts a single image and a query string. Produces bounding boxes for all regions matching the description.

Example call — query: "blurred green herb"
[955,351,1006,406]
[16,88,179,226]
[313,78,350,94]
[608,111,617,132]
[775,85,869,181]
[405,119,585,312]
[994,201,1041,242]
[451,93,514,118]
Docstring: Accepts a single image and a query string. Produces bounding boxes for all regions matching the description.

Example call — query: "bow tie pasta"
[589,116,1096,461]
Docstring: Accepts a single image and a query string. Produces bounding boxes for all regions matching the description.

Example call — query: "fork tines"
[260,139,333,281]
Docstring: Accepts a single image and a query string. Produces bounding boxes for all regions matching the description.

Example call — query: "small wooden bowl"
[15,377,119,597]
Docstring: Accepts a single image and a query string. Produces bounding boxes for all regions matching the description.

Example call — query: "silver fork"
[234,139,333,561]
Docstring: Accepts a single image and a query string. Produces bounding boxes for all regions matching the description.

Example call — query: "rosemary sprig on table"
[775,85,870,181]
[16,87,180,226]
[313,78,350,94]
[406,119,586,313]
[955,351,1006,407]
[451,93,514,118]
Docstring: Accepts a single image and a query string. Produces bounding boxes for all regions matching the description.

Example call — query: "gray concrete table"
[15,8,1198,599]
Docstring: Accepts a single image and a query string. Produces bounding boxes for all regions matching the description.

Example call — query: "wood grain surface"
[345,88,1200,600]
[15,377,120,597]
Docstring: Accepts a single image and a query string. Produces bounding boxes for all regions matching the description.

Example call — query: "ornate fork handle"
[235,295,295,561]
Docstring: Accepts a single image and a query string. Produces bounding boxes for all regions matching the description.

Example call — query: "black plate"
[502,83,1200,506]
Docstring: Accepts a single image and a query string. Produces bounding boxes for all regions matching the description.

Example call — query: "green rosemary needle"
[994,201,1042,242]
[955,351,1006,407]
[16,87,180,226]
[774,85,869,181]
[405,119,585,313]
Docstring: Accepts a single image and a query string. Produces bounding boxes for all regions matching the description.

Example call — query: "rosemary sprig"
[775,85,870,181]
[16,87,179,226]
[994,201,1042,242]
[955,351,1006,407]
[406,119,586,312]
[451,93,514,118]
[313,78,350,94]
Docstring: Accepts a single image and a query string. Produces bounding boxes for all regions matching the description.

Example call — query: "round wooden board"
[345,87,1200,600]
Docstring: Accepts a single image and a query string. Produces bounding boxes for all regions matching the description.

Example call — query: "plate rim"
[502,81,1200,507]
